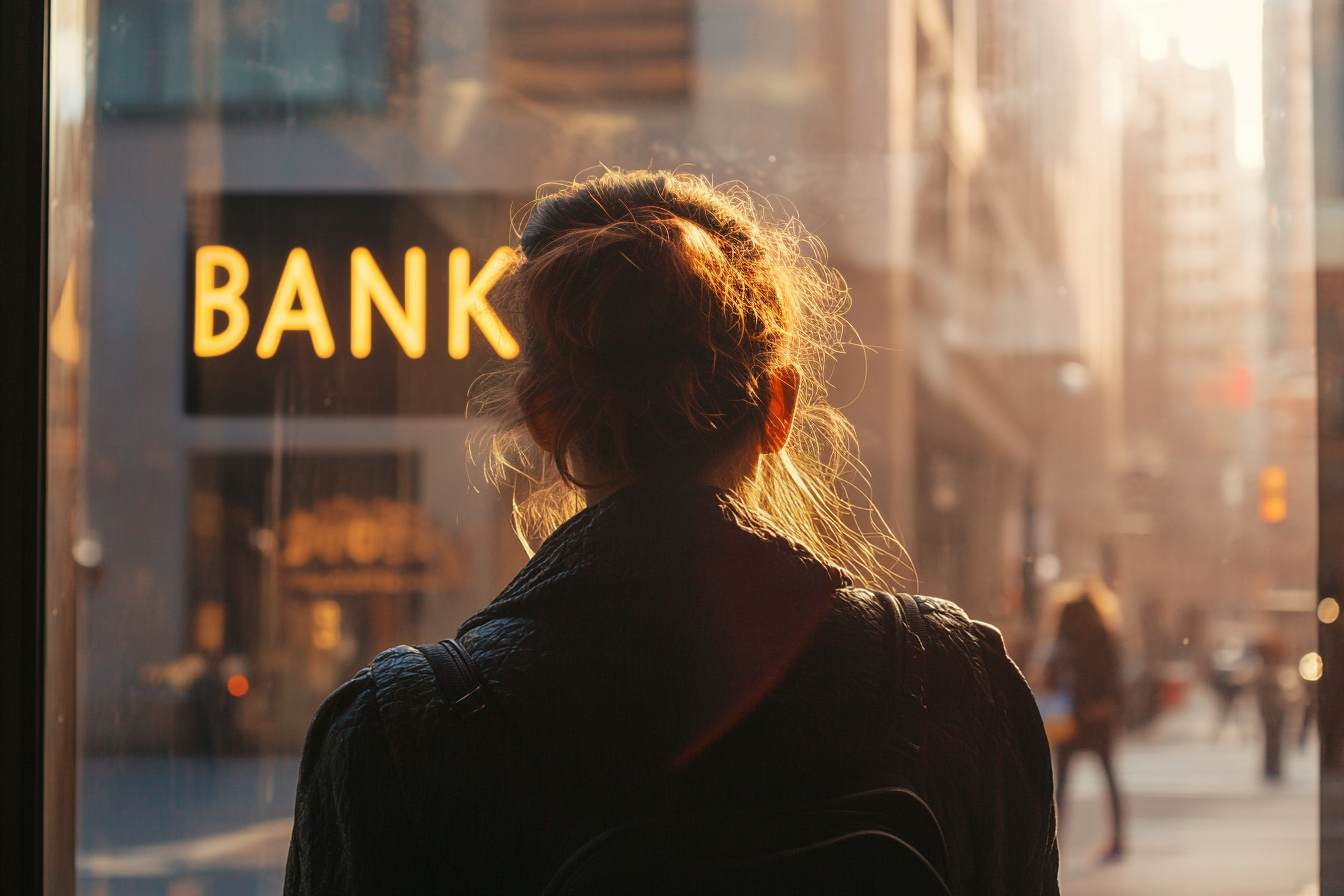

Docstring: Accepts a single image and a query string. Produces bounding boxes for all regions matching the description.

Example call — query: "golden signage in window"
[186,194,527,415]
[276,495,468,596]
[194,245,518,361]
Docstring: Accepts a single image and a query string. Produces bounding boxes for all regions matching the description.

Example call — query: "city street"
[1060,689,1318,896]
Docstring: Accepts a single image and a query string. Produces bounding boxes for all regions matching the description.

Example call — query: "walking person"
[1210,637,1256,743]
[1047,584,1125,862]
[284,170,1060,895]
[1257,633,1288,781]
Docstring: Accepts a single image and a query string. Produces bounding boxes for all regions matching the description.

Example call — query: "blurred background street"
[1060,687,1317,896]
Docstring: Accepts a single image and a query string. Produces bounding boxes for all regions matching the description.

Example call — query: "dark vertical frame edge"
[1319,4,1344,894]
[0,0,49,893]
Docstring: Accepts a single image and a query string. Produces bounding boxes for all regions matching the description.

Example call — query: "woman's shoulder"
[287,647,483,893]
[286,656,425,894]
[295,667,382,782]
[297,647,460,794]
[828,589,1013,666]
[826,589,1039,728]
[303,647,443,739]
[296,644,493,828]
[913,596,1037,709]
[914,594,1016,673]
[831,591,1057,894]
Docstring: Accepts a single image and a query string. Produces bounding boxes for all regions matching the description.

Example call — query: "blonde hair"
[470,170,907,590]
[1046,576,1123,635]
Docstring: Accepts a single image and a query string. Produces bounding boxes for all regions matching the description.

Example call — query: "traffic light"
[1260,465,1287,524]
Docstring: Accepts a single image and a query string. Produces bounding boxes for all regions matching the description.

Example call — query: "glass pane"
[48,0,1319,893]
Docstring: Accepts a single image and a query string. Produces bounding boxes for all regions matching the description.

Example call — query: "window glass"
[48,0,1320,893]
[97,0,395,115]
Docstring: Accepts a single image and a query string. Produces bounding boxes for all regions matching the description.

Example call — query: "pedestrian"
[1256,633,1288,781]
[283,170,1060,895]
[1210,637,1256,743]
[1047,583,1125,862]
[1300,675,1318,750]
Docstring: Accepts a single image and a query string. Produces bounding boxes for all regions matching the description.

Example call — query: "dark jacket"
[285,485,1059,895]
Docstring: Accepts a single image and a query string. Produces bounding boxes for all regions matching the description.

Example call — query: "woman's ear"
[524,411,555,454]
[761,366,799,454]
[519,375,556,454]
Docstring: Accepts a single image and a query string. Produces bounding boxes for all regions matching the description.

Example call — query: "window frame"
[0,0,50,894]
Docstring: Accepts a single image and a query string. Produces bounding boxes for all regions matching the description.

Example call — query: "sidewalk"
[1060,688,1318,896]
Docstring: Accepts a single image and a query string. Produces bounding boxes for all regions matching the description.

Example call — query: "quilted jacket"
[284,484,1060,895]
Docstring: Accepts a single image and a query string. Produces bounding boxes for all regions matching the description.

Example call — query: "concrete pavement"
[1059,689,1318,896]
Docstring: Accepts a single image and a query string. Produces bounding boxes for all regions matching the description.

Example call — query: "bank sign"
[186,194,525,415]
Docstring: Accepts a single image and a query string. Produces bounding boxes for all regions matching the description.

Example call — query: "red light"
[227,674,250,697]
[1224,366,1253,408]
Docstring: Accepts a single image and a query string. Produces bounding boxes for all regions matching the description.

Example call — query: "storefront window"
[47,0,1322,892]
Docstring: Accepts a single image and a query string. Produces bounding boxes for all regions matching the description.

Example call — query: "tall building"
[1119,44,1267,631]
[1263,0,1318,602]
[906,0,1126,643]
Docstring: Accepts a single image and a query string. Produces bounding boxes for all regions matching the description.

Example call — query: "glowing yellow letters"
[351,247,426,358]
[449,247,519,360]
[194,246,251,357]
[194,245,516,361]
[256,248,336,359]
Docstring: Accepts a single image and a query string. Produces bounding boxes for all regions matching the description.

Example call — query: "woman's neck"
[582,448,762,507]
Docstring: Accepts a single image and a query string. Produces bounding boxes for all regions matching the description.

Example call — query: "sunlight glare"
[1112,0,1266,168]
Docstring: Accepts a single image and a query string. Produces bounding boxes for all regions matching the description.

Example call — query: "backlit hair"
[470,170,907,589]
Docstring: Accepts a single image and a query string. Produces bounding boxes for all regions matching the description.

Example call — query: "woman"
[1046,585,1124,862]
[284,171,1058,894]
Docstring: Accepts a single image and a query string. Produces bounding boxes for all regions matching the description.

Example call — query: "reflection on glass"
[47,0,1319,893]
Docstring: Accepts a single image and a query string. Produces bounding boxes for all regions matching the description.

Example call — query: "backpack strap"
[882,593,931,759]
[417,640,560,889]
[894,593,930,711]
[418,639,551,806]
[368,643,486,890]
[419,639,489,718]
[369,641,536,892]
[416,639,535,791]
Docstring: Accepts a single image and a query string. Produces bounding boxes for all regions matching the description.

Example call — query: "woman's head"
[1049,576,1121,641]
[473,170,904,588]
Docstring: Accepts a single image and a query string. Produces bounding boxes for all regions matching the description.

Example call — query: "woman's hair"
[1047,576,1122,639]
[1058,595,1107,644]
[470,169,906,589]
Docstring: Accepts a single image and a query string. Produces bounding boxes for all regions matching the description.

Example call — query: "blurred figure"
[1047,584,1125,862]
[1300,675,1318,750]
[1256,633,1289,781]
[140,601,251,758]
[1210,637,1257,742]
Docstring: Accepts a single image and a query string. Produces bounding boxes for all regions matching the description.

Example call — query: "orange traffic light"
[1260,465,1287,524]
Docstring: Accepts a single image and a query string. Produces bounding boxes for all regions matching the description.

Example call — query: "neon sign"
[194,244,518,361]
[186,194,524,416]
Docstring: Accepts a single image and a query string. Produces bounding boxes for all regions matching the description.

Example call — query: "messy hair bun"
[471,170,906,589]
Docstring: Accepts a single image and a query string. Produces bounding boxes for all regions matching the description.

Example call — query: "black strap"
[894,593,929,711]
[419,639,489,716]
[417,639,547,809]
[417,639,528,788]
[881,593,930,758]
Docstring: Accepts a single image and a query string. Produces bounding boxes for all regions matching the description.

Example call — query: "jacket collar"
[460,484,850,769]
